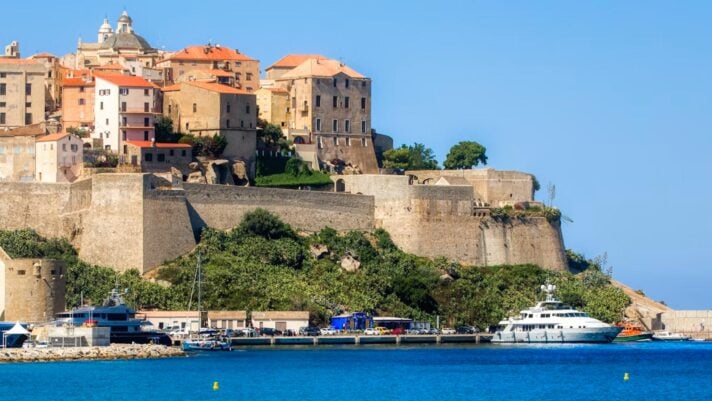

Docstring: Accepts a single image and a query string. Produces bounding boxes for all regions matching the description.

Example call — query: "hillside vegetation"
[0,211,630,328]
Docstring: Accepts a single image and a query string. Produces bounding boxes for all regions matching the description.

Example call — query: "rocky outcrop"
[0,344,185,363]
[310,244,329,259]
[340,254,361,272]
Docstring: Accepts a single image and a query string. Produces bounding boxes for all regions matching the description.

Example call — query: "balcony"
[119,108,160,115]
[120,124,155,130]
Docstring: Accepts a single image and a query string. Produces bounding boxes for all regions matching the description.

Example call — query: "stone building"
[255,87,289,129]
[0,124,44,182]
[0,58,47,129]
[0,247,66,323]
[251,311,309,333]
[61,75,95,134]
[75,11,161,70]
[157,44,260,92]
[93,73,159,152]
[30,53,62,113]
[35,132,84,183]
[162,81,256,171]
[124,140,192,175]
[269,56,377,173]
[265,54,325,80]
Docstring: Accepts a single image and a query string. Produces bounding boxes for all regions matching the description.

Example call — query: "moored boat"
[652,331,690,341]
[492,283,622,343]
[613,322,653,342]
[182,338,231,351]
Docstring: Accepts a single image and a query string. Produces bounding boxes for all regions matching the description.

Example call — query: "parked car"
[240,327,257,337]
[391,327,405,335]
[260,327,282,336]
[427,328,440,335]
[456,325,479,334]
[375,327,391,335]
[299,326,321,336]
[406,329,421,335]
[320,327,337,335]
[363,328,380,335]
[441,327,456,335]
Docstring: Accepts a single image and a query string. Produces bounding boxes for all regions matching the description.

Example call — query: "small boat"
[652,331,690,341]
[491,283,622,343]
[613,322,653,342]
[182,338,231,351]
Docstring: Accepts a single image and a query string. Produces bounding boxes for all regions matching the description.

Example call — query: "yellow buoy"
[213,381,220,391]
[624,372,629,381]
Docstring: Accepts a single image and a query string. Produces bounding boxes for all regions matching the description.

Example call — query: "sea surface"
[1,342,711,400]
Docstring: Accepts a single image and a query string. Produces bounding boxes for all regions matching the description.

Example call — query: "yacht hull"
[491,327,622,343]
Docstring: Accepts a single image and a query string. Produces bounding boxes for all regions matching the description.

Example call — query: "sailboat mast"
[197,253,202,328]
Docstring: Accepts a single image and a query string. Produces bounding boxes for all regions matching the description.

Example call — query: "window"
[79,86,85,93]
[246,104,250,114]
[168,105,172,114]
[144,131,149,140]
[226,119,230,128]
[333,96,337,108]
[121,102,127,112]
[0,73,4,78]
[241,120,244,128]
[361,120,366,134]
[25,83,32,95]
[333,137,338,145]
[185,122,189,131]
[345,120,350,133]
[78,98,85,105]
[0,83,5,95]
[316,118,321,132]
[106,118,109,125]
[0,102,5,107]
[333,78,337,87]
[100,101,104,110]
[246,73,253,81]
[169,149,174,156]
[362,81,367,87]
[192,103,197,113]
[157,153,165,162]
[332,119,338,132]
[62,144,67,151]
[122,131,127,140]
[144,153,153,162]
[345,79,350,88]
[181,149,187,157]
[144,117,150,127]
[346,137,351,146]
[0,112,5,124]
[361,97,366,109]
[144,102,149,112]
[122,117,127,126]
[144,89,150,96]
[119,88,129,95]
[25,113,32,125]
[226,102,231,113]
[236,72,241,81]
[344,97,349,108]
[315,95,321,107]
[25,102,31,107]
[124,145,128,154]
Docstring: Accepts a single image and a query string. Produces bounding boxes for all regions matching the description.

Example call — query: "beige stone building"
[0,59,47,129]
[0,125,44,182]
[30,53,62,113]
[61,75,95,134]
[123,140,192,175]
[269,56,377,172]
[35,132,84,183]
[251,311,310,332]
[162,81,256,168]
[265,54,325,80]
[157,44,259,92]
[255,87,289,129]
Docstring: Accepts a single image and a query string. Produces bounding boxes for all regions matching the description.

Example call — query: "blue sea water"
[1,342,711,400]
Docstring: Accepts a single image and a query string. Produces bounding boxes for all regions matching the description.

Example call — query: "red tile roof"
[161,84,182,92]
[210,69,233,77]
[95,73,158,88]
[31,52,56,59]
[157,45,256,64]
[185,81,251,95]
[267,54,326,70]
[36,133,70,142]
[62,77,95,87]
[0,58,39,65]
[126,140,192,149]
[280,58,365,79]
[95,62,125,70]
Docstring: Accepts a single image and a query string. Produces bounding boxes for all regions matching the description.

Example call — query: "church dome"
[100,32,153,51]
[118,11,132,24]
[99,18,112,33]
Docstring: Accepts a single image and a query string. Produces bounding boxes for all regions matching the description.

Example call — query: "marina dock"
[224,334,492,347]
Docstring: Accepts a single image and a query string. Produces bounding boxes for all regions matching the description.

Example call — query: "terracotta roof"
[31,52,56,59]
[161,84,182,92]
[251,311,310,320]
[63,69,92,79]
[280,58,365,79]
[62,77,95,87]
[125,140,192,149]
[95,73,158,88]
[0,124,46,137]
[36,133,70,142]
[157,45,256,64]
[0,58,39,65]
[185,81,251,95]
[267,54,326,70]
[95,62,125,70]
[210,69,233,77]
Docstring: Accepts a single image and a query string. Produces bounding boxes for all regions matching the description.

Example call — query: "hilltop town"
[0,11,706,343]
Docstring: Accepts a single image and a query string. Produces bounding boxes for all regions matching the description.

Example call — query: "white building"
[35,132,83,182]
[93,74,158,152]
[251,311,309,333]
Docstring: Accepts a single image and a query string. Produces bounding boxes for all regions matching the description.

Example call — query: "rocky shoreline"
[0,344,185,363]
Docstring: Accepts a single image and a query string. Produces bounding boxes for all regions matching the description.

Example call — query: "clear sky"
[3,1,710,308]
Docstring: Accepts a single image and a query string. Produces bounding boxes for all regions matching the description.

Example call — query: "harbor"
[0,343,184,363]
[222,333,492,347]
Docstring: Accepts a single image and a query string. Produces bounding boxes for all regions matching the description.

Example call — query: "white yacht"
[492,283,622,343]
[652,331,690,341]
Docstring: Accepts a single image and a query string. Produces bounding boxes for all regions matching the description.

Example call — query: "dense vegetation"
[0,212,630,328]
[255,156,332,188]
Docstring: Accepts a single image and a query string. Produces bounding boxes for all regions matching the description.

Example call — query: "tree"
[154,116,180,143]
[382,143,438,170]
[257,119,284,146]
[443,141,487,169]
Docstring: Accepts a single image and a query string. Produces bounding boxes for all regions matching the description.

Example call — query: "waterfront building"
[251,311,309,333]
[35,132,83,183]
[92,73,159,152]
[0,58,47,129]
[0,124,44,182]
[140,310,248,331]
[330,312,373,331]
[157,44,260,92]
[162,81,256,166]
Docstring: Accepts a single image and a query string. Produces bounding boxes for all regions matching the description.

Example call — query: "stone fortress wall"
[0,168,566,274]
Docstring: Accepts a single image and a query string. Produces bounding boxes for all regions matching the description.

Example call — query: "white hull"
[491,327,622,343]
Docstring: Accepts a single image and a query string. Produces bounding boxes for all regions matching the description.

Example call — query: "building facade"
[93,74,158,152]
[123,140,192,174]
[0,125,44,182]
[0,59,47,129]
[61,76,95,133]
[255,87,289,129]
[157,44,259,92]
[35,132,83,183]
[251,311,309,333]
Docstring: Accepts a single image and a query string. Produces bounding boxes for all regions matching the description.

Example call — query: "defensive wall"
[654,311,712,339]
[335,174,567,271]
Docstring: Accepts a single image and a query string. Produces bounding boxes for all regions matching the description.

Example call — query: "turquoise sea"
[2,342,711,400]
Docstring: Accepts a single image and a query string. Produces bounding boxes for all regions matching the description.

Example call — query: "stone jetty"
[0,344,185,363]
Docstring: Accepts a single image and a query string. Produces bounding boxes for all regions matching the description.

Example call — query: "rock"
[187,171,207,184]
[232,160,247,180]
[310,244,329,259]
[206,160,235,185]
[340,254,361,272]
[439,273,455,285]
[188,162,200,171]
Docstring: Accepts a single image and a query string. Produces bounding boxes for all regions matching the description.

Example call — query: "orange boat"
[613,322,653,342]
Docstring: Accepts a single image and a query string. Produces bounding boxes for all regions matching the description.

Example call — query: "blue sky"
[4,1,711,308]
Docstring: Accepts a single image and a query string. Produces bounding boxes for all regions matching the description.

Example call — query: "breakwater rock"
[0,344,185,363]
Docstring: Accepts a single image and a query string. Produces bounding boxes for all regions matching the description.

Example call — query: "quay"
[224,334,492,347]
[0,344,185,363]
